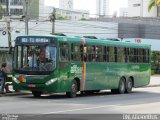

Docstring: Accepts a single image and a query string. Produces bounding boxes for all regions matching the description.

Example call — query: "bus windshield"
[13,45,56,73]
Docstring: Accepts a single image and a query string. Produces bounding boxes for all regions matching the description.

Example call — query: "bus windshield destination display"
[15,37,55,45]
[21,37,49,43]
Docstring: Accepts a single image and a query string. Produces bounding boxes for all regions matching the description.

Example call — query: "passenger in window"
[28,51,37,67]
[28,51,33,67]
[38,50,48,63]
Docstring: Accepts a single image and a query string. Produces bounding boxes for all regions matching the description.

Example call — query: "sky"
[45,0,128,15]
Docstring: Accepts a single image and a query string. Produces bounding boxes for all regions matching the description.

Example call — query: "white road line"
[43,105,115,114]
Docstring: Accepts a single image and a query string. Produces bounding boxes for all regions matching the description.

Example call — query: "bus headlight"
[45,78,58,86]
[12,77,20,84]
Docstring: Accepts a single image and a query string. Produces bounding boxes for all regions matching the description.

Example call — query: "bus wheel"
[32,91,42,97]
[111,89,118,94]
[126,78,133,93]
[66,80,77,98]
[85,91,94,95]
[118,78,126,94]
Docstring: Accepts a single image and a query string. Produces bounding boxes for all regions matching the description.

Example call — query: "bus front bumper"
[12,81,58,93]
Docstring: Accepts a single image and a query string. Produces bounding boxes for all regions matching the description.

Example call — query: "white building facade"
[96,0,109,17]
[56,8,89,20]
[119,8,128,17]
[128,0,157,17]
[58,0,89,20]
[39,0,53,19]
[59,0,73,10]
[0,0,23,16]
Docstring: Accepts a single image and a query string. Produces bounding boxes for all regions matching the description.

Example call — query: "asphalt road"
[0,86,160,115]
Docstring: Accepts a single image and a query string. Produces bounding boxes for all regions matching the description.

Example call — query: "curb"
[0,91,31,97]
[146,84,160,88]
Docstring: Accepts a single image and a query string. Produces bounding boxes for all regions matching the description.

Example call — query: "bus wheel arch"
[126,76,134,93]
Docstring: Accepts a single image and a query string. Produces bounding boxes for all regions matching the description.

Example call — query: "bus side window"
[60,48,68,61]
[106,46,109,62]
[109,46,115,62]
[71,44,81,61]
[129,48,135,63]
[59,43,69,70]
[115,47,117,62]
[87,45,95,62]
[138,48,143,63]
[117,47,125,63]
[125,48,129,63]
[95,45,103,62]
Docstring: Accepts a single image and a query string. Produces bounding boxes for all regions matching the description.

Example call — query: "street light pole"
[50,8,56,34]
[6,0,12,51]
[24,0,29,35]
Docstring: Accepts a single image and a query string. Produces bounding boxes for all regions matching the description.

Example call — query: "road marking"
[43,105,115,114]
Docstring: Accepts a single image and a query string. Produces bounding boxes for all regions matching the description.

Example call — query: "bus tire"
[66,80,77,98]
[85,90,94,95]
[118,77,126,94]
[126,78,133,93]
[111,89,118,94]
[32,91,42,97]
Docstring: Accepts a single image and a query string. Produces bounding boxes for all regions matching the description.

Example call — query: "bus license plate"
[28,84,36,88]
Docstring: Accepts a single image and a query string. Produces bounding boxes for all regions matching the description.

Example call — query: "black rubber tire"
[118,78,126,94]
[93,90,100,93]
[32,91,42,97]
[66,80,77,98]
[126,78,133,93]
[111,89,118,94]
[85,90,94,95]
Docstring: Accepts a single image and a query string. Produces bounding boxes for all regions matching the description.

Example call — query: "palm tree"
[148,0,160,16]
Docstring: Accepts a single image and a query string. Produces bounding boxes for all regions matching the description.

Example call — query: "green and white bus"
[12,35,151,97]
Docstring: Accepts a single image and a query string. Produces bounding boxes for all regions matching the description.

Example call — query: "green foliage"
[80,17,87,21]
[56,13,68,20]
[151,51,160,74]
[148,0,160,11]
[0,4,4,19]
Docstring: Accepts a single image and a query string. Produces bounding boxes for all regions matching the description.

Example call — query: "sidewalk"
[148,75,160,87]
[0,75,160,97]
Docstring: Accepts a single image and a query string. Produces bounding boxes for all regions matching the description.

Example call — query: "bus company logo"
[131,65,140,70]
[71,65,82,73]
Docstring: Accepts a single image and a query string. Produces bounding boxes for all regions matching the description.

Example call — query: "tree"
[151,51,160,74]
[0,4,4,19]
[56,13,68,20]
[80,17,87,21]
[148,0,160,16]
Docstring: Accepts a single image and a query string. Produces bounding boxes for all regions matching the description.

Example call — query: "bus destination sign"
[21,37,49,43]
[16,37,56,45]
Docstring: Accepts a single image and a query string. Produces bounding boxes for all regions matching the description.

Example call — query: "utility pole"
[24,0,29,35]
[50,8,56,34]
[6,0,12,51]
